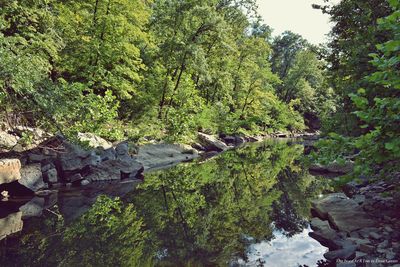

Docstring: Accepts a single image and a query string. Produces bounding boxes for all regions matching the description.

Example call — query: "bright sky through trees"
[257,0,340,44]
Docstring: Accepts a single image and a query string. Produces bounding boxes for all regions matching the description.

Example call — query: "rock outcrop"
[309,179,400,263]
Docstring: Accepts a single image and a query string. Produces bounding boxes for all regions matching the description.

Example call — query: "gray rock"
[0,211,23,241]
[19,164,46,191]
[28,153,48,163]
[115,142,129,155]
[324,244,357,260]
[44,168,58,183]
[377,240,389,249]
[198,132,229,152]
[369,231,382,240]
[0,159,21,185]
[81,179,90,186]
[136,143,199,171]
[77,132,112,149]
[19,197,44,218]
[86,159,143,182]
[312,193,376,233]
[0,130,19,149]
[355,251,367,258]
[98,147,116,161]
[353,194,366,205]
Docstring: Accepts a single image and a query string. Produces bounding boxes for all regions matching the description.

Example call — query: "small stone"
[80,179,90,186]
[1,190,9,198]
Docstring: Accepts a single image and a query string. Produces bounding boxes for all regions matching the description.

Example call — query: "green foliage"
[62,196,148,267]
[315,0,400,176]
[1,0,307,143]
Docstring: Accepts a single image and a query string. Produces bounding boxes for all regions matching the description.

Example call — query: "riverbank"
[309,174,400,266]
[0,128,318,199]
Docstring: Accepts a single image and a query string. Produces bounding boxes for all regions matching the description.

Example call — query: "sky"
[257,0,340,45]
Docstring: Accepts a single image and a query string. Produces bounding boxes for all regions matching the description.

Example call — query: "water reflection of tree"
[129,140,327,266]
[0,140,328,266]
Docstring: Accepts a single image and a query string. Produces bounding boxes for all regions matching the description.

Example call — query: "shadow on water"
[0,139,331,267]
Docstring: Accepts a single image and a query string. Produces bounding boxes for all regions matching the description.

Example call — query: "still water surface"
[0,139,329,266]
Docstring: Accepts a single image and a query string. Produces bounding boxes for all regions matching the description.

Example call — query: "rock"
[41,163,55,173]
[323,245,356,260]
[348,237,371,247]
[353,194,366,205]
[77,132,112,149]
[43,168,58,183]
[81,179,90,186]
[136,143,199,171]
[28,153,48,164]
[86,159,143,182]
[1,190,9,199]
[369,231,382,240]
[0,130,19,150]
[0,211,23,241]
[355,251,367,258]
[311,193,376,233]
[19,164,46,191]
[198,132,229,152]
[115,142,129,155]
[179,144,198,155]
[359,244,375,253]
[0,159,21,185]
[377,240,388,249]
[19,197,44,218]
[97,147,116,161]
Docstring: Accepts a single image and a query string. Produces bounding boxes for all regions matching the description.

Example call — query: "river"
[0,139,330,266]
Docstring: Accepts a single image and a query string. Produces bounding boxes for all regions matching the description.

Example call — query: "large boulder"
[311,193,376,233]
[198,132,229,152]
[19,164,47,192]
[77,132,112,149]
[136,143,199,171]
[0,159,21,185]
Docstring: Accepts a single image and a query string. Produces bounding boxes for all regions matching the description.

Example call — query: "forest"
[0,0,399,202]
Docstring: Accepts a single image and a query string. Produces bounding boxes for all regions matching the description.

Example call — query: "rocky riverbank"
[309,175,400,266]
[0,128,317,198]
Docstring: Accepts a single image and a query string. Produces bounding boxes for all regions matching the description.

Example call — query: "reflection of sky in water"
[238,226,327,267]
